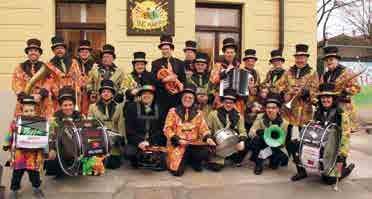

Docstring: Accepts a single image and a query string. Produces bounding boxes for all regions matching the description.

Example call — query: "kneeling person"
[249,93,290,175]
[207,89,248,171]
[290,83,354,184]
[163,84,215,176]
[124,85,167,170]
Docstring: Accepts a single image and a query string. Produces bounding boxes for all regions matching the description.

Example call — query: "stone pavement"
[0,92,371,199]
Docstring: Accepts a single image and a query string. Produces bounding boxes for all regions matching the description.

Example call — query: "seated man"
[163,84,215,176]
[249,93,291,175]
[124,85,167,170]
[290,83,355,184]
[207,89,248,171]
[45,87,83,178]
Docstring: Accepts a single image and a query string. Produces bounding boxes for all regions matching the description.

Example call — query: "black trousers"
[44,159,64,177]
[171,145,210,176]
[11,169,41,191]
[250,135,288,168]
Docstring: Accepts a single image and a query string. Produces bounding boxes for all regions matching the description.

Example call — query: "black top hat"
[158,33,174,49]
[51,36,67,50]
[99,79,117,95]
[21,95,37,105]
[184,40,197,52]
[181,83,197,96]
[322,46,341,60]
[78,40,92,51]
[101,44,116,59]
[195,52,209,64]
[294,44,310,57]
[317,83,339,96]
[24,38,43,55]
[58,86,76,104]
[137,85,156,96]
[132,51,147,65]
[265,93,282,107]
[269,49,285,63]
[221,89,237,102]
[222,38,237,52]
[243,49,257,61]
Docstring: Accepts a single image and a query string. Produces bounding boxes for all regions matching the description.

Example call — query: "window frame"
[195,3,243,60]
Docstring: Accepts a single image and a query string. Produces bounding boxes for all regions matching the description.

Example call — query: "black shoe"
[341,163,355,180]
[206,163,223,172]
[33,187,45,199]
[191,163,203,172]
[254,164,263,175]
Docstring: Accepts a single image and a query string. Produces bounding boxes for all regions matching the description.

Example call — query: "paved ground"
[0,91,371,199]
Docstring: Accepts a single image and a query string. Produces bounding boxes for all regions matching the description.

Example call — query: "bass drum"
[214,128,240,158]
[56,119,110,176]
[299,121,341,176]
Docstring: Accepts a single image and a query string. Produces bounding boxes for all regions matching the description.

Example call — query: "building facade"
[0,0,317,90]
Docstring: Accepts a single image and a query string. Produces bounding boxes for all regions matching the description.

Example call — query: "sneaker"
[32,187,45,199]
[9,191,18,199]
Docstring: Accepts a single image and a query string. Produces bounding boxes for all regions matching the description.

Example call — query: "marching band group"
[2,33,361,199]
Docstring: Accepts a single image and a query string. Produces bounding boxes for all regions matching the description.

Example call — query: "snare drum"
[214,128,240,158]
[299,121,341,176]
[15,116,49,150]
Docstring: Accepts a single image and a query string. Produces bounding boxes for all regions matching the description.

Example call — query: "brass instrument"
[24,65,51,95]
[284,78,312,109]
[334,67,367,92]
[263,125,286,148]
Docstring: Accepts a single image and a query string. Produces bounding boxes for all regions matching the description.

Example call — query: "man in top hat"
[187,52,212,94]
[249,93,291,175]
[77,40,98,115]
[163,83,214,176]
[290,83,354,184]
[242,49,261,85]
[183,40,197,77]
[264,49,286,94]
[12,38,53,118]
[210,37,241,109]
[151,33,186,114]
[124,85,167,170]
[321,46,361,132]
[121,51,154,104]
[276,44,317,127]
[47,36,83,111]
[206,89,248,171]
[88,79,125,169]
[87,44,126,103]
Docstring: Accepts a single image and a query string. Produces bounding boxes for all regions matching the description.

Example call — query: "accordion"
[219,68,252,97]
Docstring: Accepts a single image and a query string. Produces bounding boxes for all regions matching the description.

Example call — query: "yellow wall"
[0,0,316,90]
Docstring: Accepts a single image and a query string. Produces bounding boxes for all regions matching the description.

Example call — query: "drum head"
[56,125,82,176]
[321,125,341,176]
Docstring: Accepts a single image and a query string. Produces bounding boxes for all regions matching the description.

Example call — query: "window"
[56,0,106,58]
[196,4,242,62]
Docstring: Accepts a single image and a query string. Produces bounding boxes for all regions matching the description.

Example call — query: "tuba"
[156,58,183,95]
[24,65,51,95]
[263,125,286,147]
